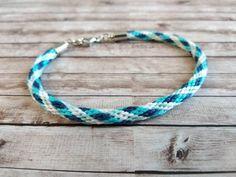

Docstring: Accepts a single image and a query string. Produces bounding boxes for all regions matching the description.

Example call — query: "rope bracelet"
[27,31,208,125]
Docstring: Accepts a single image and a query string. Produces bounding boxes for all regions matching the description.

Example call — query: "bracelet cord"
[27,31,208,124]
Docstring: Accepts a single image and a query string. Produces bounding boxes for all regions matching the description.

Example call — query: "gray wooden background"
[0,0,236,176]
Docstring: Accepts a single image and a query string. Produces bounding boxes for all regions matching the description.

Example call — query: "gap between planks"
[0,168,236,177]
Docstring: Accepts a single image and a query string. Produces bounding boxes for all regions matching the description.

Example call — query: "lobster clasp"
[55,32,128,54]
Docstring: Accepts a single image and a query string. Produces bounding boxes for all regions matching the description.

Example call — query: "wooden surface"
[0,0,236,176]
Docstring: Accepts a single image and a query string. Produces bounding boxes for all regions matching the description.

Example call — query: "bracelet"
[27,31,208,124]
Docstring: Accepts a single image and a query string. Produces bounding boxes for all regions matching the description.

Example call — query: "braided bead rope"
[27,31,208,124]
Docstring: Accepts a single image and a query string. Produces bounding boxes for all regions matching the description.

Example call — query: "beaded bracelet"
[27,31,208,124]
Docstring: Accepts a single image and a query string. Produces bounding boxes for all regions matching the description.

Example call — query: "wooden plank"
[0,169,235,177]
[2,0,236,6]
[0,73,235,96]
[0,2,235,13]
[0,21,235,43]
[0,126,235,172]
[0,43,235,57]
[0,57,235,74]
[1,13,236,22]
[0,96,235,125]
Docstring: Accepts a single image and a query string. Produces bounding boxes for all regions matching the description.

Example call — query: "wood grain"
[3,0,236,6]
[0,96,235,125]
[0,57,235,74]
[0,42,236,57]
[0,21,235,43]
[0,1,235,13]
[0,73,235,96]
[1,13,236,22]
[0,126,235,172]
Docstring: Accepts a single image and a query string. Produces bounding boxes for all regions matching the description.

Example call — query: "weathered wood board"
[0,126,235,172]
[0,96,235,125]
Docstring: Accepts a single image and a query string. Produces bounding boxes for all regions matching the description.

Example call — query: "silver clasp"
[66,32,128,47]
[66,37,91,47]
[55,32,128,54]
